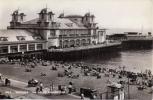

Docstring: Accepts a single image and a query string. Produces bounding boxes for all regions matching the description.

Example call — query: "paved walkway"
[0,77,89,99]
[0,78,47,99]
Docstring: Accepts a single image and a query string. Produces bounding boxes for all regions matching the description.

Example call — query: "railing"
[126,36,153,40]
[49,42,121,52]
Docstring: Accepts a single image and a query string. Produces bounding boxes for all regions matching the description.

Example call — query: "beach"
[0,59,152,100]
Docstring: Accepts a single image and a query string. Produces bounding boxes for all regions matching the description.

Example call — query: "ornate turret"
[38,8,48,22]
[83,12,97,28]
[37,8,55,27]
[11,10,19,22]
[10,10,26,27]
[19,13,26,22]
[48,11,55,21]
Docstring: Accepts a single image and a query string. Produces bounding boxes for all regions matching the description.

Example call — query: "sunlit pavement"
[0,78,82,99]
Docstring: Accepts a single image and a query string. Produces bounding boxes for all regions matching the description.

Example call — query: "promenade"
[49,42,121,52]
[0,78,48,99]
[0,63,90,99]
[0,77,86,99]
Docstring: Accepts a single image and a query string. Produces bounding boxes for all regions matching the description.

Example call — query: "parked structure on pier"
[107,32,152,41]
[107,32,153,49]
[0,8,106,54]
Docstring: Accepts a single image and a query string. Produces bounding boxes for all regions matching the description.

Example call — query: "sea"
[76,48,153,73]
[80,28,153,73]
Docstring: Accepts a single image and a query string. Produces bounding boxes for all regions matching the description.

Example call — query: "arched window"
[59,40,63,48]
[21,37,25,40]
[0,37,8,41]
[16,36,26,41]
[81,39,86,46]
[69,40,75,47]
[87,39,91,44]
[76,39,80,46]
[63,40,69,48]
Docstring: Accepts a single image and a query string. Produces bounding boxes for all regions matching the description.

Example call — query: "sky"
[0,0,152,33]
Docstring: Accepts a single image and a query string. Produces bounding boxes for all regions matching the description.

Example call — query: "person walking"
[151,86,153,100]
[93,94,97,99]
[39,82,43,92]
[0,73,2,81]
[81,93,84,100]
[5,78,10,86]
[36,86,39,94]
[63,86,67,94]
[68,82,73,94]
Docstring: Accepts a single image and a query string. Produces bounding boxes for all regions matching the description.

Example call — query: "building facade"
[0,8,106,55]
[0,30,46,54]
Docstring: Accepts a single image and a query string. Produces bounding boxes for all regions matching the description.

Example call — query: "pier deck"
[124,37,153,41]
[48,42,121,53]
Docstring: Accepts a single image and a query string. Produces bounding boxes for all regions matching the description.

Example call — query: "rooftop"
[0,29,42,42]
[64,14,83,18]
[22,18,39,25]
[22,17,87,29]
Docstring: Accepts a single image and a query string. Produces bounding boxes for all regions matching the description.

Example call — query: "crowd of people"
[0,56,153,99]
[26,60,153,99]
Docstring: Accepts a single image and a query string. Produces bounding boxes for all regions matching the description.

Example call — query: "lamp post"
[128,76,130,99]
[21,51,24,62]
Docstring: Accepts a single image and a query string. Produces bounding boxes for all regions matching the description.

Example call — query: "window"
[56,23,61,27]
[59,40,63,48]
[0,37,8,41]
[21,37,25,40]
[10,46,18,53]
[42,14,44,19]
[74,18,78,21]
[33,36,42,40]
[0,46,8,54]
[28,44,35,51]
[98,31,103,36]
[65,23,73,27]
[50,30,55,36]
[60,30,67,36]
[20,45,27,52]
[37,44,43,50]
[16,36,26,41]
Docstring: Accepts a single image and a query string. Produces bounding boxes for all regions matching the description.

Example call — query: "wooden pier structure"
[45,42,121,60]
[122,37,153,49]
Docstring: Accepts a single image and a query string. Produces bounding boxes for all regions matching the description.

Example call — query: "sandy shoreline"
[0,61,152,100]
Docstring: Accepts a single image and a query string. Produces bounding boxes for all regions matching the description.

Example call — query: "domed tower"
[83,12,97,28]
[37,8,55,27]
[10,10,26,27]
[48,11,55,21]
[19,13,26,22]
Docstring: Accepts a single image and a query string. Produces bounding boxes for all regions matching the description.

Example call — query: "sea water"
[81,49,153,73]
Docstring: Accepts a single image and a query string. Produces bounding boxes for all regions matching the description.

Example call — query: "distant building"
[0,8,106,55]
[107,31,153,42]
[106,33,127,41]
[124,32,151,40]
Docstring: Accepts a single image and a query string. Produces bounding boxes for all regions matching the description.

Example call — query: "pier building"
[0,30,46,54]
[0,8,106,55]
